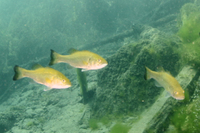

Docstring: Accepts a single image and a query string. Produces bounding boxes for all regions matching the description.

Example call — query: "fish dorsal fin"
[165,70,172,75]
[157,67,165,72]
[45,66,52,69]
[68,48,79,54]
[32,64,43,70]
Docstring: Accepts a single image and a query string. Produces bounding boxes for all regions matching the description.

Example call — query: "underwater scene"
[0,0,200,133]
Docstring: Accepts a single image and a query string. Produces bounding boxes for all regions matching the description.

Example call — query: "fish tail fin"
[49,49,60,66]
[13,65,24,80]
[144,66,152,80]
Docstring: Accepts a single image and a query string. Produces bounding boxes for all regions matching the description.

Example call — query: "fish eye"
[63,80,66,82]
[98,59,101,62]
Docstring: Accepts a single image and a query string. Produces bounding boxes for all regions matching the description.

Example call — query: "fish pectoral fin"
[82,61,88,65]
[165,92,171,98]
[154,81,162,87]
[45,78,52,84]
[29,79,36,84]
[44,87,52,91]
[66,64,73,69]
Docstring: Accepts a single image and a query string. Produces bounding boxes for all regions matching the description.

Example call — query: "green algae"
[88,119,99,130]
[170,99,200,133]
[26,121,35,128]
[176,3,200,66]
[110,123,131,133]
[177,12,200,43]
[100,116,110,126]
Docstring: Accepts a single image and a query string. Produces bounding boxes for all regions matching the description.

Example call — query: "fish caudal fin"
[13,65,24,81]
[49,49,59,66]
[144,66,151,80]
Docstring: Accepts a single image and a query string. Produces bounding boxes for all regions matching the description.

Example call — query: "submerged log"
[138,0,193,26]
[81,24,144,50]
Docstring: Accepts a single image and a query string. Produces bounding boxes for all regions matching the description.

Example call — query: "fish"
[13,64,71,91]
[49,48,108,71]
[144,66,185,100]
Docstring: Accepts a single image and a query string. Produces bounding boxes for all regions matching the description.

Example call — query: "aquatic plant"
[110,123,131,133]
[170,98,200,133]
[88,118,99,130]
[76,68,88,104]
[177,11,200,43]
[100,115,111,126]
[26,121,34,127]
[176,3,200,65]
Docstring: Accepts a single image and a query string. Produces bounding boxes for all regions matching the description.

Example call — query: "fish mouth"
[101,63,108,67]
[63,84,71,89]
[67,85,72,88]
[175,96,185,100]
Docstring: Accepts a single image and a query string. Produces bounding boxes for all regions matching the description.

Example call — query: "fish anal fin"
[82,69,89,72]
[154,81,162,87]
[44,87,52,91]
[66,64,73,69]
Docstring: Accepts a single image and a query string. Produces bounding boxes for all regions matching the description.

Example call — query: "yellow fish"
[144,66,185,100]
[13,64,71,91]
[49,49,108,71]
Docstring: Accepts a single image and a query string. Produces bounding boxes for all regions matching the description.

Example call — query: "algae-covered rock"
[195,0,200,5]
[0,111,18,133]
[92,26,181,117]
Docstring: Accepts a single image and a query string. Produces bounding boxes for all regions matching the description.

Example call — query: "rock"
[92,25,181,118]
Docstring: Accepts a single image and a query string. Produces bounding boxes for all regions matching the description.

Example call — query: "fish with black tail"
[13,64,71,91]
[49,48,108,71]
